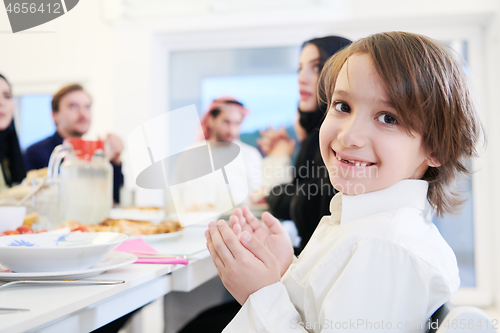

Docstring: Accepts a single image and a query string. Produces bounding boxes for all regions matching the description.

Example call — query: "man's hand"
[105,133,123,165]
[206,220,281,305]
[230,206,294,276]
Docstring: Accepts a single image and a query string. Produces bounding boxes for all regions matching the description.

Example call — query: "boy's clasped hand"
[205,206,294,305]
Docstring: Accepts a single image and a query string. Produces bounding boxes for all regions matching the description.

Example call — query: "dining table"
[0,226,218,333]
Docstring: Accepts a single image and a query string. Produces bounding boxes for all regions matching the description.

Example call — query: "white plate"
[128,229,184,242]
[0,251,136,281]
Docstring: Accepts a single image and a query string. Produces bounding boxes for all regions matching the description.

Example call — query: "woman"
[0,74,26,191]
[261,36,351,253]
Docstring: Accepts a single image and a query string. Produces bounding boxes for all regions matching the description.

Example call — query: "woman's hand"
[206,220,281,305]
[230,206,294,276]
[257,126,295,157]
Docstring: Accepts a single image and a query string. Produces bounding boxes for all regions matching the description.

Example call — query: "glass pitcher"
[48,138,113,226]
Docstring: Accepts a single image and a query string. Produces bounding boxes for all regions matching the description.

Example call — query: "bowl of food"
[0,206,26,234]
[0,232,127,273]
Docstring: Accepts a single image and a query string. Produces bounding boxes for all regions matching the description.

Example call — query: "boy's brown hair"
[52,84,85,112]
[318,31,483,216]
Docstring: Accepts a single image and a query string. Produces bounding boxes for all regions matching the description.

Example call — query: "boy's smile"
[333,150,376,168]
[319,54,439,195]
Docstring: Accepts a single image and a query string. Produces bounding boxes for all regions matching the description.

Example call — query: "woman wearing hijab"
[261,36,352,253]
[0,74,26,191]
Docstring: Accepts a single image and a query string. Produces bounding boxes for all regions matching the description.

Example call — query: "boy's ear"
[426,154,441,168]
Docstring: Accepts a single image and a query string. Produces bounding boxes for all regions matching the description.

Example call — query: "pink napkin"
[114,238,188,265]
[114,238,158,253]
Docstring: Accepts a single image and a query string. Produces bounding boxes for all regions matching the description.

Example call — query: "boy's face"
[319,54,438,195]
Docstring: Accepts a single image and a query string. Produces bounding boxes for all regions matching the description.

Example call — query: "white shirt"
[261,156,293,194]
[223,180,460,333]
[235,140,263,195]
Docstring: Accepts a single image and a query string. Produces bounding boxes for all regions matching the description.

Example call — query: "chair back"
[434,305,498,333]
[427,302,454,333]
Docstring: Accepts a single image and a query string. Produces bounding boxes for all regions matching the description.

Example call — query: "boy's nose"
[338,116,369,148]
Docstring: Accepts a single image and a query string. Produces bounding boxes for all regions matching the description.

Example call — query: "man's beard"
[214,131,233,143]
[69,128,86,137]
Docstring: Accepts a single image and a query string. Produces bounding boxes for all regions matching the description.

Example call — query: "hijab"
[0,74,26,186]
[298,36,352,133]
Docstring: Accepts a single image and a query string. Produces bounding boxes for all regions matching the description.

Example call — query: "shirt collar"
[329,180,430,226]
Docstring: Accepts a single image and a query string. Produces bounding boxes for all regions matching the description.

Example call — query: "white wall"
[0,0,114,138]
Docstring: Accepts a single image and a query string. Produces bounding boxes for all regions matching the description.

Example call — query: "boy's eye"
[333,102,350,113]
[377,113,397,125]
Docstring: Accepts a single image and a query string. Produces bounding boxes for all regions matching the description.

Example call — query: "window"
[432,40,475,288]
[169,46,301,148]
[14,94,55,151]
[201,74,298,133]
[433,175,475,287]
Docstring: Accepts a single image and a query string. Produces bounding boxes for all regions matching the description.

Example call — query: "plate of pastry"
[63,219,184,242]
[110,207,165,224]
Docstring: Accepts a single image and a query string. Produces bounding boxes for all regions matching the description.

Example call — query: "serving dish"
[0,232,128,273]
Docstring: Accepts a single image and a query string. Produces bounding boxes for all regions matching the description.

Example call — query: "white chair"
[427,302,498,333]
